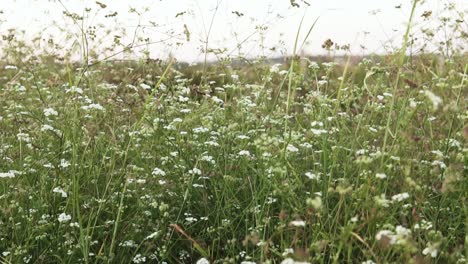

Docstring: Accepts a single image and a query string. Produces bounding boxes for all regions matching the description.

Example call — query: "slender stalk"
[381,0,418,164]
[108,59,174,261]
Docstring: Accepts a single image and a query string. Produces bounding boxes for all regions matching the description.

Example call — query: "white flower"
[391,192,410,202]
[282,248,294,256]
[67,86,83,94]
[145,231,160,240]
[308,62,319,70]
[4,65,17,70]
[212,96,224,104]
[362,261,376,264]
[281,258,310,264]
[193,127,209,133]
[81,103,104,111]
[17,132,31,142]
[424,90,443,110]
[0,171,16,178]
[59,159,71,168]
[133,254,146,263]
[290,220,306,227]
[270,64,282,73]
[422,243,439,258]
[304,172,320,180]
[140,83,151,90]
[311,128,328,135]
[281,259,295,264]
[189,168,202,175]
[158,180,166,185]
[178,96,189,102]
[306,196,322,210]
[394,225,411,244]
[58,213,71,223]
[53,187,68,198]
[41,124,55,132]
[152,168,166,176]
[374,194,390,207]
[375,173,387,179]
[43,108,58,117]
[286,144,299,152]
[238,150,251,157]
[196,258,210,264]
[375,230,395,244]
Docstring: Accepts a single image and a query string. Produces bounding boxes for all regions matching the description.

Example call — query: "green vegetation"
[0,1,466,263]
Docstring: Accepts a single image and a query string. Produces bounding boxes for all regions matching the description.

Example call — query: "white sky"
[1,0,466,62]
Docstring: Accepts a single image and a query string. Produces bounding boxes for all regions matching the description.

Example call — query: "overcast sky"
[1,0,466,62]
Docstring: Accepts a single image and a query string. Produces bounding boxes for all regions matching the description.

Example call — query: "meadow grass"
[0,1,467,264]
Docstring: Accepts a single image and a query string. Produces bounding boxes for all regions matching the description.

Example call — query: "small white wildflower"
[145,231,160,240]
[375,230,395,244]
[311,121,323,127]
[212,96,224,104]
[424,90,443,110]
[280,259,295,264]
[270,63,282,73]
[67,86,83,94]
[286,144,299,153]
[81,103,104,111]
[59,159,71,168]
[311,128,328,135]
[375,173,387,179]
[282,248,294,256]
[4,65,17,70]
[422,243,439,258]
[362,261,376,264]
[238,150,251,157]
[58,213,72,223]
[304,172,320,180]
[375,194,391,207]
[152,168,166,176]
[308,61,319,70]
[189,168,202,175]
[196,258,210,264]
[69,222,80,228]
[193,127,209,133]
[133,254,146,263]
[140,83,151,90]
[289,220,306,227]
[41,124,55,132]
[0,171,16,178]
[52,187,68,198]
[17,132,31,143]
[317,80,328,86]
[306,196,322,210]
[237,135,250,140]
[120,240,137,247]
[391,192,410,202]
[43,108,58,117]
[178,96,189,102]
